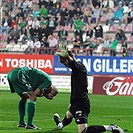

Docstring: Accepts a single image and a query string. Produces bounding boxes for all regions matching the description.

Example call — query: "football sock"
[26,100,36,125]
[18,100,26,124]
[103,125,112,131]
[62,116,73,127]
[86,125,106,133]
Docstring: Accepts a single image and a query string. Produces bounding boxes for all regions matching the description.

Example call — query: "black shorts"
[69,99,90,124]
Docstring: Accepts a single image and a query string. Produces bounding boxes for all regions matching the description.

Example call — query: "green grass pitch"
[0,91,132,133]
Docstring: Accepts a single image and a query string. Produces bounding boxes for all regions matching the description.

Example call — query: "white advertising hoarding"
[0,74,93,93]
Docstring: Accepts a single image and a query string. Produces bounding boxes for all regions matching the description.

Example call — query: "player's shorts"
[69,99,90,124]
[7,68,32,93]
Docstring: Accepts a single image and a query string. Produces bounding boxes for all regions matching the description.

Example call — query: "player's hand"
[55,50,69,58]
[59,42,68,51]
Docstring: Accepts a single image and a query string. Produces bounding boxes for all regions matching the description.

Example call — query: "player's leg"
[82,124,124,133]
[24,91,41,129]
[54,110,73,129]
[17,93,27,127]
[74,110,89,133]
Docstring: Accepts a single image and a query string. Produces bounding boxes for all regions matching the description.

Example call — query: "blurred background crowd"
[0,0,133,56]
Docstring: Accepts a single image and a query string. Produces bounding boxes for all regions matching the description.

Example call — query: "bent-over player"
[7,67,58,129]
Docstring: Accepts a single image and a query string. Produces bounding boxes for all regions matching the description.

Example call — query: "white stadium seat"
[6,44,14,51]
[13,44,21,51]
[20,45,28,52]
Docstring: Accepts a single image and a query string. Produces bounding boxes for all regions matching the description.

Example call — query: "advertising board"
[0,54,133,75]
[0,54,53,73]
[93,75,133,96]
[54,56,133,75]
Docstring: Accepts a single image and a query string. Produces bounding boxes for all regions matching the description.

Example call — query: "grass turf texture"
[0,91,132,133]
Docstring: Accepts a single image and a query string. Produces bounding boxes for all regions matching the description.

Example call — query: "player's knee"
[75,117,88,124]
[27,92,37,101]
[30,95,37,101]
[66,111,73,119]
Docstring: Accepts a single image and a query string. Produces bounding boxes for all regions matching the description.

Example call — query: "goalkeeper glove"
[58,42,68,51]
[55,50,69,58]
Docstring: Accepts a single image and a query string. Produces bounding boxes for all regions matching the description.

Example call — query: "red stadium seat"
[125,25,132,33]
[126,36,133,43]
[117,25,125,31]
[56,15,61,22]
[70,25,74,32]
[66,35,72,42]
[108,26,116,33]
[100,15,106,23]
[33,0,38,3]
[64,25,70,31]
[54,25,62,32]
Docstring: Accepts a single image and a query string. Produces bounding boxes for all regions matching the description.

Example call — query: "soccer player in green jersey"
[7,67,58,129]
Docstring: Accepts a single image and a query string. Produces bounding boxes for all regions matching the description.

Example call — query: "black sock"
[86,125,106,133]
[62,116,73,127]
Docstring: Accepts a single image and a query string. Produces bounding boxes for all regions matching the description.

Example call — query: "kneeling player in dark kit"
[54,42,124,133]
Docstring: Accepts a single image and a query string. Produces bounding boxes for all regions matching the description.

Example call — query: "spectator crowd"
[0,0,133,56]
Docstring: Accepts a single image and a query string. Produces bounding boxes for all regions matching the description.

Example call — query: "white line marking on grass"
[1,115,132,123]
[90,115,133,118]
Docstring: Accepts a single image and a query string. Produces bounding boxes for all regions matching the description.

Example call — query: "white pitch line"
[90,115,133,118]
[0,115,132,123]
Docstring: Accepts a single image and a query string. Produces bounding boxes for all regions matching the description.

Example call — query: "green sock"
[26,100,36,125]
[18,100,26,124]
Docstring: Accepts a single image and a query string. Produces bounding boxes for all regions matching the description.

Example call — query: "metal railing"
[1,47,132,57]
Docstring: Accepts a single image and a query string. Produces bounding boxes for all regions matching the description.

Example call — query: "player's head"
[43,85,58,100]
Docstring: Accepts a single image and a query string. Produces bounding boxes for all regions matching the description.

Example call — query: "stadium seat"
[66,35,72,42]
[13,44,21,51]
[64,25,70,31]
[0,44,6,52]
[117,25,125,31]
[54,25,61,32]
[93,45,103,54]
[56,15,61,22]
[116,45,122,53]
[126,36,133,43]
[6,44,14,51]
[18,34,24,42]
[125,25,132,33]
[67,43,73,50]
[83,26,87,32]
[20,44,28,52]
[70,25,74,32]
[102,25,109,33]
[100,15,106,23]
[0,34,4,41]
[108,26,116,33]
[71,36,75,42]
[33,0,38,3]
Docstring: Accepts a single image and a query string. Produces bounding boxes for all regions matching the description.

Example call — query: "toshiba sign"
[0,54,53,73]
[93,75,133,96]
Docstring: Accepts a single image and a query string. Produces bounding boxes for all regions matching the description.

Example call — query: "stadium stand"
[0,0,132,56]
[20,44,28,52]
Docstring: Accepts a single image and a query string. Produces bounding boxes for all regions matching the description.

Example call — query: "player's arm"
[34,88,42,97]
